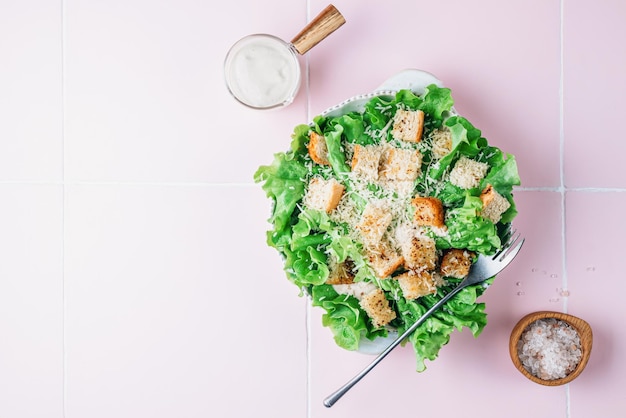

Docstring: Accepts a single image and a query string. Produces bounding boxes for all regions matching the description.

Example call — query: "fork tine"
[492,227,517,260]
[498,232,521,260]
[503,226,517,243]
[498,231,521,258]
[498,236,524,265]
[502,224,515,241]
[500,224,513,243]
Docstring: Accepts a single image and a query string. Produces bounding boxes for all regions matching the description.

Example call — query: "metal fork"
[323,230,525,408]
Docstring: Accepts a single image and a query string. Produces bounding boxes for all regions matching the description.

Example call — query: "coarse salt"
[516,318,582,380]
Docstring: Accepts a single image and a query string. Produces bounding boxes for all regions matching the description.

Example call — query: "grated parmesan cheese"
[429,127,453,160]
[333,281,378,301]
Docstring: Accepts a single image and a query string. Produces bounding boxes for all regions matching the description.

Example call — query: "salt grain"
[517,318,582,380]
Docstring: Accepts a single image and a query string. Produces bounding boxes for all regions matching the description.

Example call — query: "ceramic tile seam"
[61,0,68,416]
[515,187,626,193]
[4,183,626,193]
[560,0,572,415]
[0,181,258,188]
[2,182,626,193]
[305,298,313,418]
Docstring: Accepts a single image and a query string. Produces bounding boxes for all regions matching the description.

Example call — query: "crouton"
[440,249,475,279]
[400,235,438,272]
[326,256,355,285]
[380,147,423,182]
[356,202,392,248]
[411,196,445,228]
[359,288,397,328]
[307,131,330,166]
[449,156,489,189]
[303,177,344,213]
[430,128,453,159]
[367,242,405,279]
[392,109,425,143]
[395,271,437,300]
[351,144,382,182]
[480,184,511,224]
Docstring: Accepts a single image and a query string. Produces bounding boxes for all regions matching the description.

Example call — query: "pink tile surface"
[0,185,64,417]
[64,184,306,418]
[65,186,306,417]
[563,1,626,188]
[308,0,562,188]
[2,0,626,417]
[565,192,626,415]
[0,1,63,182]
[63,0,307,184]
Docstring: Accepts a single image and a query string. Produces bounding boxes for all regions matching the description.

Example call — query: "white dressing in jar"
[224,5,345,110]
[224,34,300,109]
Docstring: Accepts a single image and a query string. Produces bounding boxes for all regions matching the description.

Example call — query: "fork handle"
[323,284,465,408]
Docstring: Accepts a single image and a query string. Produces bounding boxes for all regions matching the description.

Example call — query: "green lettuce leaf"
[324,124,351,176]
[419,85,454,121]
[254,86,521,372]
[253,154,306,234]
[253,124,310,234]
[439,194,501,254]
[363,96,395,131]
[311,285,387,350]
[336,114,367,143]
[396,282,489,372]
[288,246,329,287]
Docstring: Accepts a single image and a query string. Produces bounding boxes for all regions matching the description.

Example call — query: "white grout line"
[2,180,626,194]
[62,181,259,188]
[0,180,261,188]
[61,0,67,415]
[2,180,626,193]
[305,296,313,418]
[563,187,626,192]
[559,0,573,415]
[515,186,563,192]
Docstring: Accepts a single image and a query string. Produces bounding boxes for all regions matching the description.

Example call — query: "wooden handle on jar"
[290,4,346,55]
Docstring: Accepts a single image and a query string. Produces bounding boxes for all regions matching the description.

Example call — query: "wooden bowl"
[509,311,592,386]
